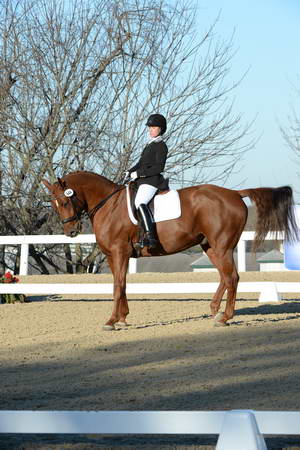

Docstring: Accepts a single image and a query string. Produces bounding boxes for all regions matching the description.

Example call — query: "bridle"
[53,184,127,225]
[53,189,87,225]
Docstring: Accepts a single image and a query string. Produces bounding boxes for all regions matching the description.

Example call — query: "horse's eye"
[63,202,69,208]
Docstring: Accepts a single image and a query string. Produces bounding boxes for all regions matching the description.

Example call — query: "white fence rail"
[0,232,298,301]
[1,409,300,449]
[0,280,299,302]
[0,231,284,275]
[0,234,136,275]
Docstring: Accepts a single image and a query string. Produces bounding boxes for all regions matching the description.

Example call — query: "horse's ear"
[41,179,52,191]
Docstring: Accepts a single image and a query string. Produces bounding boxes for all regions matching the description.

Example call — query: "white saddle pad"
[126,186,181,225]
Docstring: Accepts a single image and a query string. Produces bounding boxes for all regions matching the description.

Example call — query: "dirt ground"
[1,271,300,449]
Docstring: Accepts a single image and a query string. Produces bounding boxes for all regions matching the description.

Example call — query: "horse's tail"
[238,185,298,251]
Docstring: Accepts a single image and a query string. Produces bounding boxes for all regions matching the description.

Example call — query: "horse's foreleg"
[117,288,130,326]
[103,253,130,331]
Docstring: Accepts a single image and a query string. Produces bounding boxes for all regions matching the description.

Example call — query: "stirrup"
[133,241,142,251]
[133,236,157,250]
[143,233,157,249]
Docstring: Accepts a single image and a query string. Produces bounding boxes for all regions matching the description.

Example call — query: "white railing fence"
[0,231,285,275]
[1,280,300,302]
[0,233,139,275]
[1,409,300,449]
[0,231,297,301]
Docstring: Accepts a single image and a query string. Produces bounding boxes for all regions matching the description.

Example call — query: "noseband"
[61,211,81,225]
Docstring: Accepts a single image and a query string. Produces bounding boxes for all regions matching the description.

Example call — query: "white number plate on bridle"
[64,189,74,197]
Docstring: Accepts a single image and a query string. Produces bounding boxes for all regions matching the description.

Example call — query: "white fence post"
[128,258,137,274]
[19,243,29,276]
[237,239,246,272]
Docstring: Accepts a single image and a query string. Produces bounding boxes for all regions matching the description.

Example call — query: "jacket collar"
[147,135,163,144]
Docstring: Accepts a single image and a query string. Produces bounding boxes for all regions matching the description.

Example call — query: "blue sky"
[194,0,300,202]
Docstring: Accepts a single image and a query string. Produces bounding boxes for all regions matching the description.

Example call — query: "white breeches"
[134,184,158,209]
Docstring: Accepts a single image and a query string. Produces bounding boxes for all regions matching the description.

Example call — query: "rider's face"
[148,126,161,138]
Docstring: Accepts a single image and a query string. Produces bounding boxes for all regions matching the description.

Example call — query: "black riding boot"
[137,204,157,249]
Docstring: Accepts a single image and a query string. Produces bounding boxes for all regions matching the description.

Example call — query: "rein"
[87,184,126,220]
[53,181,127,224]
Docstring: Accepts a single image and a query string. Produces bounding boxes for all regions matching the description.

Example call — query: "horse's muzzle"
[67,229,79,238]
[65,220,82,238]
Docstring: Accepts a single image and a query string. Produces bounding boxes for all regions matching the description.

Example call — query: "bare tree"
[0,0,254,273]
[280,77,300,177]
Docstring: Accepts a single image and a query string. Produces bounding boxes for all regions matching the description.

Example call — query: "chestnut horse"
[42,171,298,329]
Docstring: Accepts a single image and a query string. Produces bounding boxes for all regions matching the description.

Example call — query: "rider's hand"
[130,171,138,180]
[124,171,130,178]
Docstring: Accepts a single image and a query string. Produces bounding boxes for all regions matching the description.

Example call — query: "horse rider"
[126,113,169,249]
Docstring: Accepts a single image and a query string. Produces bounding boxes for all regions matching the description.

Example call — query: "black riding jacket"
[129,140,169,190]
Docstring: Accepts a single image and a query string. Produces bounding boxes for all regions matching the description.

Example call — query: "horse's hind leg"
[205,247,239,325]
[204,247,226,317]
[210,279,226,317]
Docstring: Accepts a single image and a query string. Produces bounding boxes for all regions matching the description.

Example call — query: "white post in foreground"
[216,410,267,450]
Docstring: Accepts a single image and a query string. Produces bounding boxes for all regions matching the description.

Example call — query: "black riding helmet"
[146,114,167,135]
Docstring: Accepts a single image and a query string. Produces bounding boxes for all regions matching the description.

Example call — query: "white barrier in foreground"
[1,410,300,449]
[0,281,300,301]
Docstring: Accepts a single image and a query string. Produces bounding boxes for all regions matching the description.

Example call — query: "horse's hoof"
[213,312,229,327]
[213,312,224,322]
[116,321,130,327]
[102,324,116,331]
[214,320,229,327]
